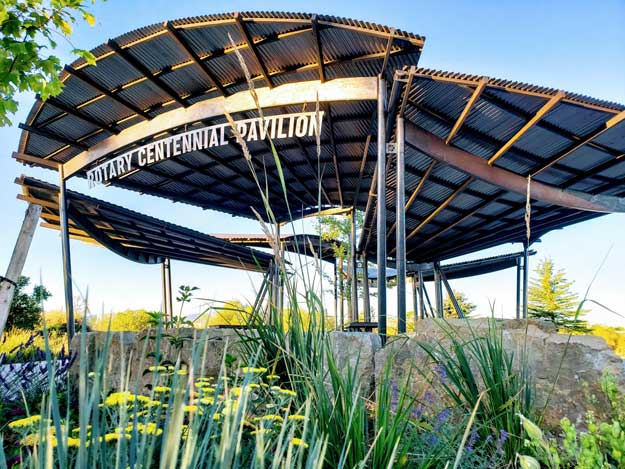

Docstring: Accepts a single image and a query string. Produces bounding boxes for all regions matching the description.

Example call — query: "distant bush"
[589,324,625,358]
[6,276,50,330]
[90,309,154,331]
[0,328,66,363]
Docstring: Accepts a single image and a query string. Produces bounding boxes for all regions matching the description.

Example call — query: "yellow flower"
[213,412,222,421]
[200,397,215,405]
[256,414,283,422]
[266,374,279,380]
[199,386,216,394]
[184,405,198,413]
[251,429,270,436]
[71,425,92,434]
[20,433,40,446]
[98,433,132,442]
[148,365,168,372]
[278,389,297,397]
[67,437,81,447]
[176,369,188,376]
[153,386,171,393]
[9,415,41,429]
[288,415,306,421]
[127,422,162,436]
[240,367,267,373]
[291,437,309,448]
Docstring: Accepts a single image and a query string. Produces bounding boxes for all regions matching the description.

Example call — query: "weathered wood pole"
[0,203,42,336]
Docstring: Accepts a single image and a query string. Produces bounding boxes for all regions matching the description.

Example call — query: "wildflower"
[9,415,41,429]
[435,408,451,425]
[71,425,91,434]
[266,374,279,380]
[104,392,150,406]
[184,405,198,413]
[20,433,40,446]
[290,437,308,448]
[148,365,168,372]
[67,437,81,448]
[270,386,281,392]
[213,413,222,421]
[278,389,297,397]
[260,414,283,422]
[251,428,270,436]
[432,363,447,383]
[153,386,171,393]
[200,397,215,405]
[128,422,163,436]
[465,430,478,452]
[176,369,188,376]
[240,367,267,373]
[98,433,131,443]
[288,414,306,421]
[145,400,162,407]
[199,386,216,393]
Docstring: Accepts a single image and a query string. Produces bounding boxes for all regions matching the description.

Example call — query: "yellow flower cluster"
[8,415,42,429]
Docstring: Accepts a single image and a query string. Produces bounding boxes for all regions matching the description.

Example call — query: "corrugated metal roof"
[13,12,625,265]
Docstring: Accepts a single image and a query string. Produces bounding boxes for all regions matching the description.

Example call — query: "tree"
[527,257,589,332]
[443,291,476,318]
[7,275,51,330]
[0,0,97,126]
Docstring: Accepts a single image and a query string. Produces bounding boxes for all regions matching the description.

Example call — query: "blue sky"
[1,0,624,325]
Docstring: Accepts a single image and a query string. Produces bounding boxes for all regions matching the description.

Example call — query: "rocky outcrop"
[70,320,625,429]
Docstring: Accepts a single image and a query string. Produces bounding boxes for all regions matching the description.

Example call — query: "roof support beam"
[107,39,188,107]
[488,91,565,165]
[62,76,377,178]
[405,122,625,213]
[45,97,119,134]
[166,22,227,96]
[63,65,151,120]
[18,124,88,150]
[234,13,273,88]
[327,106,344,206]
[445,78,487,144]
[311,15,325,83]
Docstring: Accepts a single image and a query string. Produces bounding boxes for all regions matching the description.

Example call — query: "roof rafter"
[234,12,273,88]
[445,78,487,144]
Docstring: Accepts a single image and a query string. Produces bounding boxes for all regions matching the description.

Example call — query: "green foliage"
[528,258,589,333]
[416,320,533,460]
[90,309,154,331]
[7,276,50,330]
[443,291,476,318]
[0,0,97,126]
[518,372,625,468]
[0,328,65,363]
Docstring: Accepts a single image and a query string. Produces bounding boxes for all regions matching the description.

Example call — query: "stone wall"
[71,319,625,429]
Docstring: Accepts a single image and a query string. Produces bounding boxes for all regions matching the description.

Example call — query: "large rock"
[374,319,625,429]
[328,331,382,396]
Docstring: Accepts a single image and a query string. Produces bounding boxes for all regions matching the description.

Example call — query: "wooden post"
[0,204,42,336]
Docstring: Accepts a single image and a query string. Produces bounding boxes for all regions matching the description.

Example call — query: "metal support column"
[362,255,371,322]
[59,167,75,342]
[522,243,529,319]
[418,269,425,320]
[423,284,435,318]
[376,75,387,340]
[440,270,464,318]
[515,257,522,319]
[350,210,359,321]
[165,258,173,320]
[434,262,443,318]
[333,259,339,330]
[161,261,168,317]
[338,258,344,330]
[396,116,406,333]
[412,274,418,329]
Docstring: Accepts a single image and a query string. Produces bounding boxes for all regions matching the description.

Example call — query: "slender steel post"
[161,261,168,317]
[441,270,463,318]
[423,283,435,318]
[434,262,443,318]
[350,210,359,321]
[59,167,75,342]
[338,259,344,330]
[333,259,338,330]
[523,243,529,319]
[412,274,418,329]
[165,258,173,320]
[515,257,522,319]
[362,255,371,322]
[396,116,406,333]
[275,224,283,316]
[418,269,425,320]
[376,75,387,340]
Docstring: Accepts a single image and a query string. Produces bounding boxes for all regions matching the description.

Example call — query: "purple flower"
[465,430,478,452]
[496,429,509,453]
[436,408,451,425]
[433,363,447,383]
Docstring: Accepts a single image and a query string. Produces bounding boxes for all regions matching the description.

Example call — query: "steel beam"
[396,116,407,333]
[333,259,338,330]
[362,255,371,322]
[522,243,529,319]
[404,123,625,213]
[59,167,75,342]
[62,76,377,178]
[234,13,273,88]
[412,274,418,328]
[376,76,387,340]
[446,78,488,144]
[161,261,168,317]
[440,269,463,318]
[434,262,443,318]
[165,258,173,320]
[515,257,522,320]
[350,211,359,321]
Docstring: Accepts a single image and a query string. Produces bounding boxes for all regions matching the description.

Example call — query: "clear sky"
[1,0,624,325]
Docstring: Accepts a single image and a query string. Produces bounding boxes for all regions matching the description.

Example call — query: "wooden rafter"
[166,22,227,96]
[445,78,487,144]
[488,91,565,165]
[107,39,188,107]
[234,13,273,88]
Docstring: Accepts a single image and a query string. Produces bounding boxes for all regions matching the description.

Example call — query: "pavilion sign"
[86,111,325,188]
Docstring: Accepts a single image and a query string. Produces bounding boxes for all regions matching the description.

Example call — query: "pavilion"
[4,11,625,339]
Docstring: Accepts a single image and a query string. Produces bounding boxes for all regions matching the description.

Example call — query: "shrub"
[6,276,50,330]
[90,309,154,331]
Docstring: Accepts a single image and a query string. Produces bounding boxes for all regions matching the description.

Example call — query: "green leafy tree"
[0,0,97,126]
[528,257,589,332]
[443,291,476,318]
[8,275,51,330]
